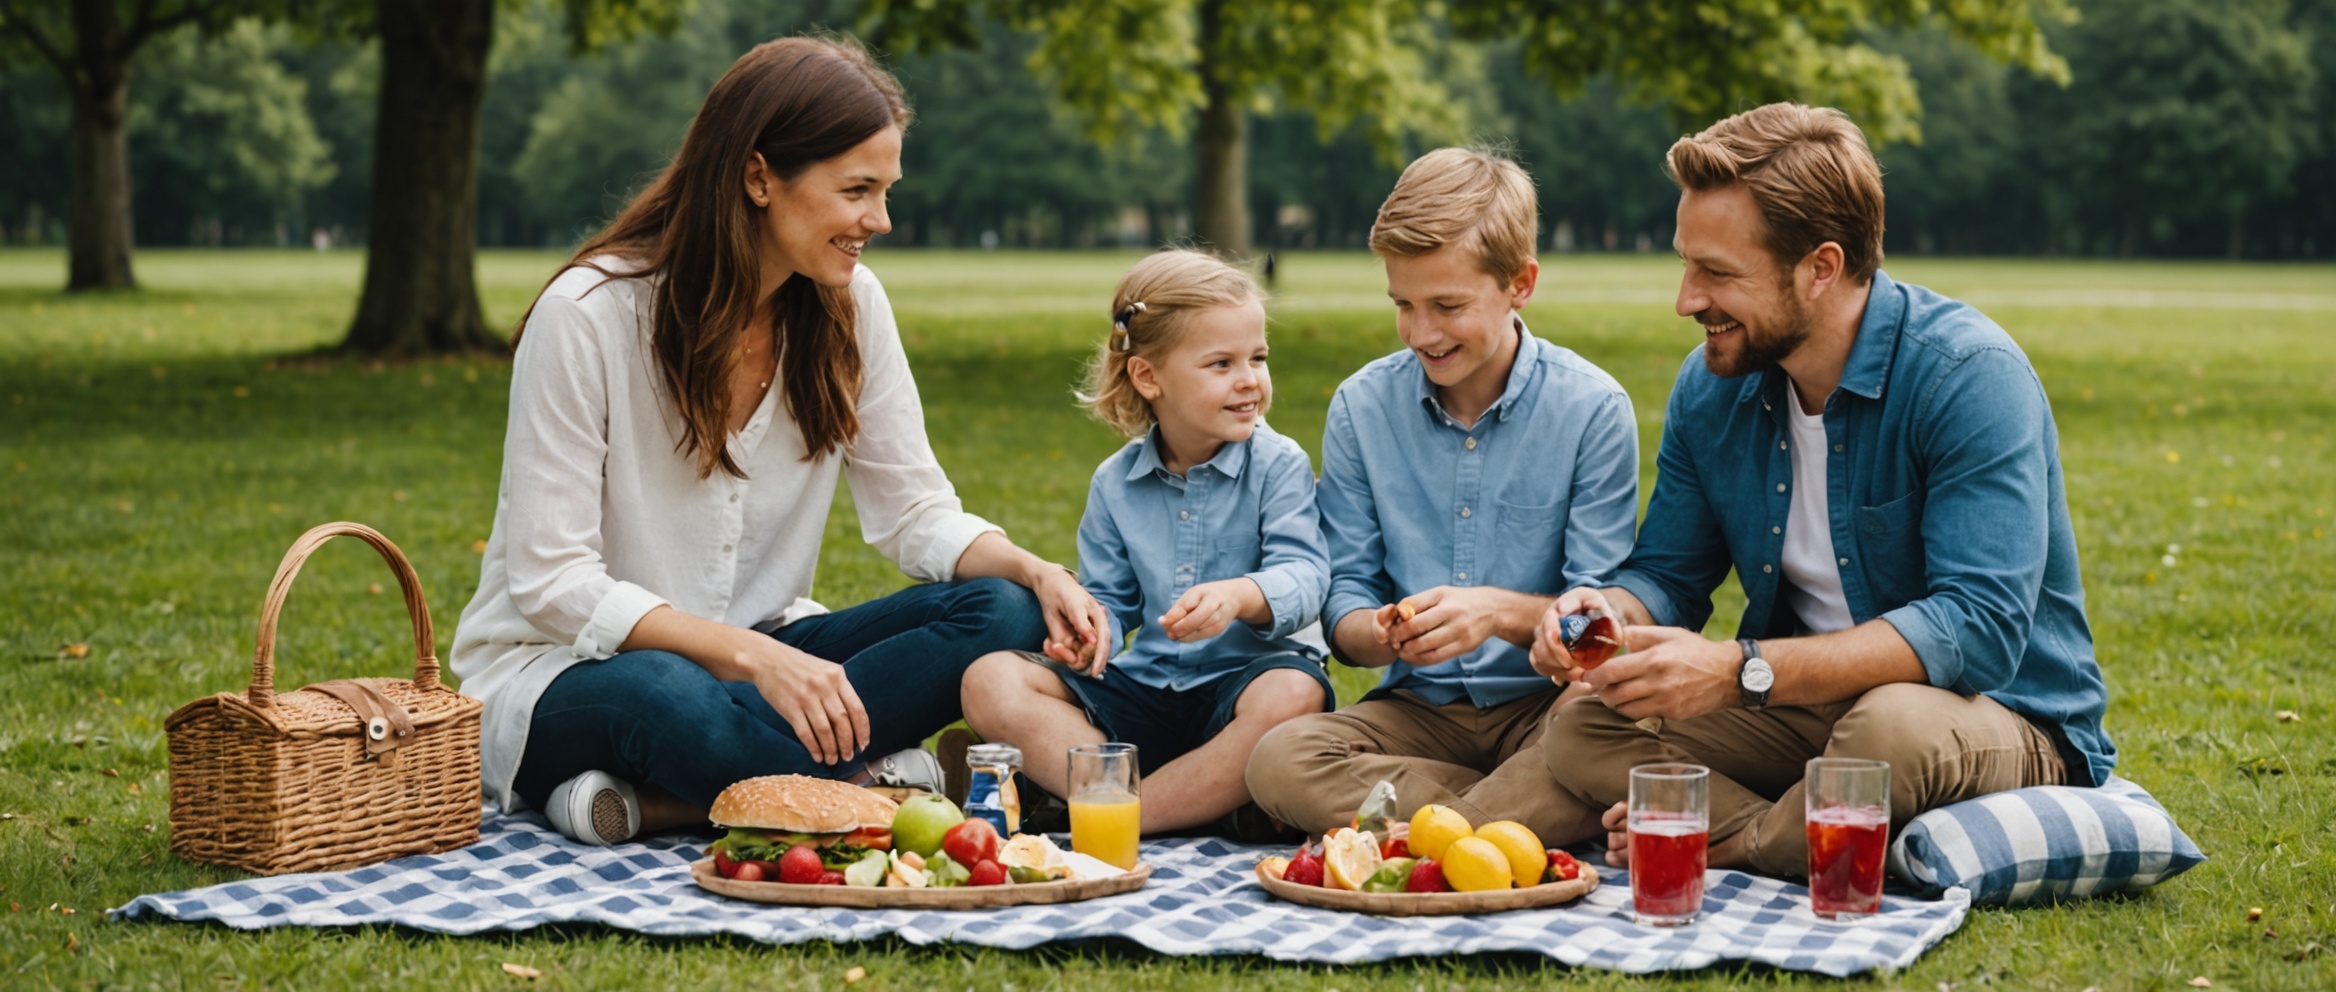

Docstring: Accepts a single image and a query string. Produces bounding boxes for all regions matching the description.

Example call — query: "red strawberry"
[778,843,826,885]
[1283,846,1325,887]
[713,847,739,878]
[967,860,1008,887]
[1405,858,1449,893]
[816,870,847,886]
[1545,849,1580,882]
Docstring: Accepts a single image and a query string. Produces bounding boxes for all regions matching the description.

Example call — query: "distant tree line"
[3,0,2328,263]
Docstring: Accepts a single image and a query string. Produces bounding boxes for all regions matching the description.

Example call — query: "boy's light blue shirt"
[1612,272,2115,786]
[1318,318,1640,709]
[1078,421,1329,690]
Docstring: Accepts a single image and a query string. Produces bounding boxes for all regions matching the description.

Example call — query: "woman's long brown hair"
[516,36,911,477]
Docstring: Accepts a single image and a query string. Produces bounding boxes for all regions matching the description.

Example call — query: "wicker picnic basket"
[166,522,483,875]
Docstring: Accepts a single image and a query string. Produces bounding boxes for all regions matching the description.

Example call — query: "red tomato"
[816,871,847,886]
[732,861,767,883]
[843,827,893,852]
[1380,837,1410,860]
[966,859,1008,887]
[942,819,1002,868]
[778,843,826,885]
[1545,849,1580,882]
[713,848,739,878]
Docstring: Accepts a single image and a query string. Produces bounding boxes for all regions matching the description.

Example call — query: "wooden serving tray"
[690,858,1151,908]
[1253,862,1600,916]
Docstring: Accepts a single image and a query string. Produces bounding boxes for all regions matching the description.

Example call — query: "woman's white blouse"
[451,261,1001,812]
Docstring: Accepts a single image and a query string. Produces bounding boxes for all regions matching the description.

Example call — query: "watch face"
[1742,660,1775,692]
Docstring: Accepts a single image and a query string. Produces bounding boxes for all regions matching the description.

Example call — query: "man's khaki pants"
[1245,688,1605,845]
[1542,683,2067,878]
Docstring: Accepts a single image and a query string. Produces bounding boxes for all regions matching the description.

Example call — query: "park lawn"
[0,247,2330,990]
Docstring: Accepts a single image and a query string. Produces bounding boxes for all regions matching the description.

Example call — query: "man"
[1244,147,1639,843]
[1533,103,2114,878]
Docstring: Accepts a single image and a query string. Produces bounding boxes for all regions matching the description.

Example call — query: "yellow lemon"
[1321,827,1383,892]
[1442,837,1511,892]
[1408,804,1473,861]
[1473,820,1548,889]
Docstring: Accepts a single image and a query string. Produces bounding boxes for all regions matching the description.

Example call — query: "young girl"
[959,249,1333,837]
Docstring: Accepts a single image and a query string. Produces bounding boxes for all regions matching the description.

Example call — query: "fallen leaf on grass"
[368,583,384,596]
[127,782,141,794]
[2248,906,2263,921]
[61,643,90,659]
[474,540,488,554]
[501,963,541,981]
[65,932,77,952]
[2275,710,2299,723]
[845,966,867,984]
[2188,978,2211,988]
[100,768,118,778]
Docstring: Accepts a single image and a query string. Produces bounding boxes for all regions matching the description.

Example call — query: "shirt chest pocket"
[1210,534,1262,579]
[1493,495,1569,593]
[1854,491,1927,608]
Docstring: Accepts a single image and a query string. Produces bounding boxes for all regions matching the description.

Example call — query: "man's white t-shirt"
[1782,390,1855,634]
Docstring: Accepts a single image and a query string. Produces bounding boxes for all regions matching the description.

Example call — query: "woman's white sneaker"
[544,770,640,846]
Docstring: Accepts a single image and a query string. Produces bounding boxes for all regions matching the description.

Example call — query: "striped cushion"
[1886,776,2204,905]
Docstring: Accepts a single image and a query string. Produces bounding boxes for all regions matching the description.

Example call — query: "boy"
[1244,147,1638,844]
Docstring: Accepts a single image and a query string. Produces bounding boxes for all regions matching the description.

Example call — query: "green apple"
[891,794,965,857]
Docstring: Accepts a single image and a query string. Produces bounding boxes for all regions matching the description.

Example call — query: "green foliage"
[2,248,2334,987]
[130,20,337,242]
[1447,0,2075,146]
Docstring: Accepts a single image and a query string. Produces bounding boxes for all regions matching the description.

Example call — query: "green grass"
[2,246,2332,989]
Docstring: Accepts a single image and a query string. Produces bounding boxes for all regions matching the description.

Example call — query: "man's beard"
[1699,294,1809,379]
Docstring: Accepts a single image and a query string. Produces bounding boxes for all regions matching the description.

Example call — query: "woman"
[451,36,1102,845]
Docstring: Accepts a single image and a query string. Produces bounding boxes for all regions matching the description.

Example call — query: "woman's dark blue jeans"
[511,577,1046,811]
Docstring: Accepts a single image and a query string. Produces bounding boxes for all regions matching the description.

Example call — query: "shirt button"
[1456,572,1468,581]
[729,493,739,503]
[723,544,734,553]
[1179,510,1189,520]
[1780,441,1788,450]
[1772,525,1782,535]
[1835,443,1844,452]
[1776,483,1787,493]
[1460,507,1471,518]
[1838,557,1850,566]
[1762,564,1773,573]
[1465,437,1477,451]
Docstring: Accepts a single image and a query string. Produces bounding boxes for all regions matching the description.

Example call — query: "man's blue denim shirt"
[1612,272,2116,786]
[1319,319,1640,709]
[1077,422,1329,691]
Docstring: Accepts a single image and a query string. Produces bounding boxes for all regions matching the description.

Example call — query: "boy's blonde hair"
[1078,249,1267,438]
[1368,146,1538,287]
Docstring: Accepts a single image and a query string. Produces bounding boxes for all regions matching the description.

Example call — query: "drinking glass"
[1067,743,1141,869]
[1628,763,1710,926]
[1805,757,1890,918]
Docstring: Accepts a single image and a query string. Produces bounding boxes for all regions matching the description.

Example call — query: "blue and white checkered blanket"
[112,812,1968,975]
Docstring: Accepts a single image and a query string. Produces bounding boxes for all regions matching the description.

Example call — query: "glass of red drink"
[1628,763,1709,927]
[1804,757,1890,919]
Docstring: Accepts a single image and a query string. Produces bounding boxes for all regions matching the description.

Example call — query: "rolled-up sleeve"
[1243,441,1329,641]
[1879,348,2052,694]
[500,294,670,656]
[1317,392,1394,638]
[1611,357,1732,630]
[842,270,1003,581]
[1560,389,1640,591]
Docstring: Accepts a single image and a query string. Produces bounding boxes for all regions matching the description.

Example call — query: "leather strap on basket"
[249,522,440,711]
[299,680,420,763]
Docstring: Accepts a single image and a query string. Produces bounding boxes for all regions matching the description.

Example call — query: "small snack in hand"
[1395,600,1417,623]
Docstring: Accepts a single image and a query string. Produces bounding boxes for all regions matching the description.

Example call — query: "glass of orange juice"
[1067,743,1141,869]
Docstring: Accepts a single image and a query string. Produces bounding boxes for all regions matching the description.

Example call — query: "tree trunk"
[1192,0,1250,259]
[341,0,497,354]
[64,2,136,291]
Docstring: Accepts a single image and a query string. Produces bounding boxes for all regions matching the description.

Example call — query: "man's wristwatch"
[1737,638,1774,710]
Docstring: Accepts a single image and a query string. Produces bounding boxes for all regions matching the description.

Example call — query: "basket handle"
[249,522,440,710]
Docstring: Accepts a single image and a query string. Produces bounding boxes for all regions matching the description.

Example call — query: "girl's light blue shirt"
[1077,422,1330,690]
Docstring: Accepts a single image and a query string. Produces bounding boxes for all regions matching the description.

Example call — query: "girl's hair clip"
[1109,301,1147,352]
